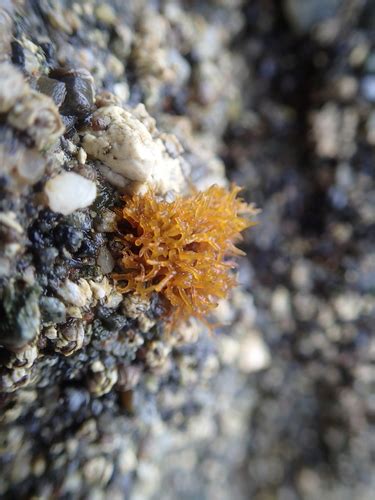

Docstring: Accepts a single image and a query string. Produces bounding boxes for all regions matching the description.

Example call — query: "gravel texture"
[0,1,374,499]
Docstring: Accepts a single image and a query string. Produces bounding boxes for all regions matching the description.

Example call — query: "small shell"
[55,320,85,356]
[5,345,38,370]
[83,456,114,486]
[44,171,97,215]
[57,278,93,307]
[89,276,112,300]
[145,341,171,369]
[0,211,23,233]
[87,361,118,396]
[8,89,65,150]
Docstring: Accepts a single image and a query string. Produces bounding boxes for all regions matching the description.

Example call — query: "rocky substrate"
[0,1,374,499]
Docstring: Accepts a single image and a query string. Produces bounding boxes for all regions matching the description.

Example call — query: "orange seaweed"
[114,184,258,326]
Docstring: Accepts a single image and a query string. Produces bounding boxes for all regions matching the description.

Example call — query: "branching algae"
[114,185,258,325]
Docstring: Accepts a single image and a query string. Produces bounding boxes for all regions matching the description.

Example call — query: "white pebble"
[44,171,96,215]
[239,334,271,373]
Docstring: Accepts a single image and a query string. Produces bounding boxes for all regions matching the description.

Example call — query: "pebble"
[37,76,67,108]
[0,283,41,349]
[311,103,340,158]
[271,286,292,321]
[96,246,115,274]
[0,61,27,112]
[44,171,97,215]
[95,4,116,26]
[366,111,375,145]
[50,67,95,120]
[361,75,375,102]
[118,447,138,473]
[238,333,271,373]
[285,0,341,33]
[333,293,363,322]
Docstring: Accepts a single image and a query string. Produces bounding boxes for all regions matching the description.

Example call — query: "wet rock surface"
[0,1,374,499]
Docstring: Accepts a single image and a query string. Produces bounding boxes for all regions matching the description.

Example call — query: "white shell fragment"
[57,278,92,307]
[44,171,97,215]
[82,105,184,193]
[82,105,159,182]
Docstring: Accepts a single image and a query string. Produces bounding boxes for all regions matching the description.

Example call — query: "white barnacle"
[8,89,65,150]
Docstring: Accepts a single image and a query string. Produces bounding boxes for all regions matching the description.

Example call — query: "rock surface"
[0,1,374,499]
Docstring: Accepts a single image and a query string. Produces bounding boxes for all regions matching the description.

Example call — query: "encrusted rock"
[39,296,66,324]
[0,282,41,349]
[82,104,184,193]
[94,208,117,232]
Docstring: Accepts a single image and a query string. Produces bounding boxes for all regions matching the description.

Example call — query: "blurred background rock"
[0,1,374,499]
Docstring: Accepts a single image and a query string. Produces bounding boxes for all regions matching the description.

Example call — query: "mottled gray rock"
[0,282,40,349]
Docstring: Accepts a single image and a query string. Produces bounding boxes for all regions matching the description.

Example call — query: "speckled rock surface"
[1,1,374,499]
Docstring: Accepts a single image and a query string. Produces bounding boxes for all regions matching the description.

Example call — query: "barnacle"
[114,185,258,325]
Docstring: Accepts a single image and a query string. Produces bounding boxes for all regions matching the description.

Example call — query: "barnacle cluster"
[114,185,257,325]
